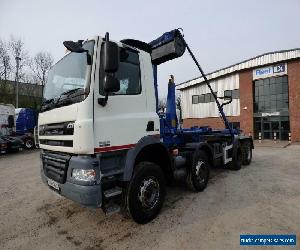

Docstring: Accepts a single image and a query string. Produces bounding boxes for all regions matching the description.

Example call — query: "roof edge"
[177,47,300,89]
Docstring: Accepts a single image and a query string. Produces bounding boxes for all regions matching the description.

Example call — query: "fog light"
[72,169,96,181]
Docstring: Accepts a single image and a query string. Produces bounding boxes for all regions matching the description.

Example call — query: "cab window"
[100,47,141,95]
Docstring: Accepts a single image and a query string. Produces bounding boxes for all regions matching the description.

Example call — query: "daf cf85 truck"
[38,29,253,224]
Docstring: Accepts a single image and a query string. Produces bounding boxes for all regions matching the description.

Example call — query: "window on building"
[199,94,205,103]
[232,89,240,99]
[192,95,199,104]
[224,90,232,99]
[224,89,239,99]
[209,92,217,102]
[204,93,211,103]
[254,75,289,113]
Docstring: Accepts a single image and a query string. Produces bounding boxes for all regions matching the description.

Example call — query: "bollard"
[274,132,277,144]
[259,132,262,143]
[288,132,291,144]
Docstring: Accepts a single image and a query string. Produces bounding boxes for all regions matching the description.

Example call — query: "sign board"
[262,112,280,117]
[253,63,287,80]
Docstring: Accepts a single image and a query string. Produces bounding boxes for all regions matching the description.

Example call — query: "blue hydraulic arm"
[166,75,177,130]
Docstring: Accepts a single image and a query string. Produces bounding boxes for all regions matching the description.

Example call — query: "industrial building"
[177,48,300,142]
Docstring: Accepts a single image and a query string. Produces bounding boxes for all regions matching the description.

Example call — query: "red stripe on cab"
[94,144,136,153]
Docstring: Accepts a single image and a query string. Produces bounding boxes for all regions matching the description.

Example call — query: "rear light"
[0,143,7,149]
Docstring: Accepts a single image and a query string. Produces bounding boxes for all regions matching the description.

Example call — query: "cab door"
[93,44,155,152]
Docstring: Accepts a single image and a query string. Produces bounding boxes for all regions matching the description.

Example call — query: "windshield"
[43,40,95,101]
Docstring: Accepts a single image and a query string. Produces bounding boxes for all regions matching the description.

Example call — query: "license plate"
[47,179,60,190]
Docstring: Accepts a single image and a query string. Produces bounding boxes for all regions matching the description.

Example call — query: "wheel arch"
[239,135,254,149]
[123,136,173,183]
[184,142,214,168]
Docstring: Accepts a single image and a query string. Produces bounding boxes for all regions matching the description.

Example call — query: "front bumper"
[41,171,102,208]
[40,152,102,208]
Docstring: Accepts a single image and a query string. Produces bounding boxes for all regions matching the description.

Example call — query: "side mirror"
[63,41,86,53]
[224,91,232,100]
[103,75,120,93]
[63,41,92,65]
[103,41,119,73]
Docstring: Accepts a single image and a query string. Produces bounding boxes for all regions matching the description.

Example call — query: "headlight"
[72,169,96,182]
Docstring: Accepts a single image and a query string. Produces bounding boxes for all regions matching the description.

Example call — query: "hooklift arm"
[149,29,234,137]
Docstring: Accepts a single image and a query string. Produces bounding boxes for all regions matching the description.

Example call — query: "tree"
[9,36,29,83]
[158,97,167,112]
[0,39,11,81]
[31,51,53,86]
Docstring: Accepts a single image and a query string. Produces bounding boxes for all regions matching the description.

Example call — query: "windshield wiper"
[41,98,56,112]
[41,98,54,106]
[60,87,84,97]
[55,87,84,107]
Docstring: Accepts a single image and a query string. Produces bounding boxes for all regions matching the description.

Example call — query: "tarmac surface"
[0,145,299,249]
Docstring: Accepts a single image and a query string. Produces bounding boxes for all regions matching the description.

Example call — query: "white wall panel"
[181,74,240,119]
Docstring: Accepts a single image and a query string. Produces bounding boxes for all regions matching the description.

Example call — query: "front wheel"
[125,162,166,224]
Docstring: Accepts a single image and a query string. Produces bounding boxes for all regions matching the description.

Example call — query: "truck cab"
[39,31,253,224]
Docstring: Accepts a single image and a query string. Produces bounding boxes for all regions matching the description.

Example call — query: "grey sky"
[0,0,299,97]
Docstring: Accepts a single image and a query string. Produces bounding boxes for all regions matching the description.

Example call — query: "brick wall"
[183,116,240,130]
[288,60,300,142]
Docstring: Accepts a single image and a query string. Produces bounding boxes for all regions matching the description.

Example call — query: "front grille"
[39,122,74,136]
[42,151,71,183]
[39,139,73,147]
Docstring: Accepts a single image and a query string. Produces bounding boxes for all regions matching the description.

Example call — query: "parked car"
[0,137,8,154]
[0,135,24,152]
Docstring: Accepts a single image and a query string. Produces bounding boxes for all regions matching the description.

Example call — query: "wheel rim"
[138,177,160,210]
[25,140,33,148]
[195,160,206,184]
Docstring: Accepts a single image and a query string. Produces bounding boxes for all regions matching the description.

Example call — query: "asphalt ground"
[0,145,299,249]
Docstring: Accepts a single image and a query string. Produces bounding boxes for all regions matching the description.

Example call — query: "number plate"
[47,179,60,190]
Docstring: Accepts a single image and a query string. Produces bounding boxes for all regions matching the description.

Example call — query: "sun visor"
[149,29,186,65]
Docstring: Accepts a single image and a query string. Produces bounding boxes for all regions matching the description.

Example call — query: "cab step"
[103,187,122,199]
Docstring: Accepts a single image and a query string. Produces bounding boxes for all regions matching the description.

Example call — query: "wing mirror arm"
[98,33,120,107]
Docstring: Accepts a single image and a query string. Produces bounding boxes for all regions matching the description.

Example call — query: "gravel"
[0,145,299,249]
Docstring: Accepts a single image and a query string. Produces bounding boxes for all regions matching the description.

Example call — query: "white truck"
[0,103,15,136]
[38,30,253,224]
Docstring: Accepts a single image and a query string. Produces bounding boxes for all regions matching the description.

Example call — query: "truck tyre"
[24,138,34,149]
[125,162,166,224]
[229,148,242,170]
[241,140,252,165]
[186,150,210,192]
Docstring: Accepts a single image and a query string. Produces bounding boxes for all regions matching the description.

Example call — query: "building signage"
[262,112,280,117]
[253,63,287,80]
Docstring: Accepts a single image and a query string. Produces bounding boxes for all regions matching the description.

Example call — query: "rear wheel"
[186,150,210,192]
[241,140,252,165]
[24,138,34,149]
[229,148,242,170]
[125,162,165,224]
